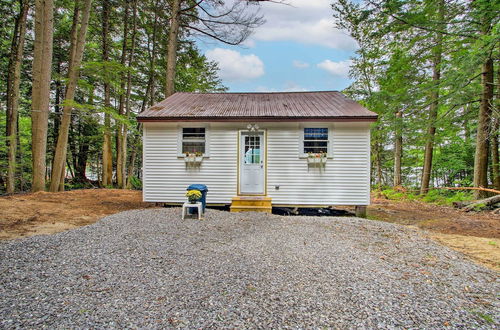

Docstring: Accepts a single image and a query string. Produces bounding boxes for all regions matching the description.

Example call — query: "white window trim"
[298,125,333,158]
[177,124,210,158]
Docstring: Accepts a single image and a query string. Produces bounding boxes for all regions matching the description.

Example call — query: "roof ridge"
[174,90,341,95]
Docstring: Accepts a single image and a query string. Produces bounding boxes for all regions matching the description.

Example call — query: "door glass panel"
[244,135,261,164]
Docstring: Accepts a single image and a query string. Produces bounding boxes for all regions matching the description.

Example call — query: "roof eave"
[137,116,378,123]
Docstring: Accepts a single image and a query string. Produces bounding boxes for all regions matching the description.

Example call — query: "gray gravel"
[1,208,498,329]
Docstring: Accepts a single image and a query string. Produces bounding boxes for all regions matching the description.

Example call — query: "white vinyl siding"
[143,122,371,206]
[144,123,236,203]
[267,123,370,205]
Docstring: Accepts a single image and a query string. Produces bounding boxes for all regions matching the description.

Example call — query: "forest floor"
[355,198,499,270]
[0,189,153,240]
[1,189,498,270]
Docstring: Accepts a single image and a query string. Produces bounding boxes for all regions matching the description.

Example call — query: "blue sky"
[196,0,358,92]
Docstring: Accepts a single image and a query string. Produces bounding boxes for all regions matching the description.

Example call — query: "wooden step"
[232,196,272,201]
[230,205,272,213]
[231,199,271,207]
[230,196,272,213]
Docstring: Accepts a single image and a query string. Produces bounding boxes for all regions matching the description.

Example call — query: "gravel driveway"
[1,208,498,328]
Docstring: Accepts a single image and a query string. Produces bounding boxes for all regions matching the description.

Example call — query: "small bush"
[378,187,474,206]
[128,176,142,190]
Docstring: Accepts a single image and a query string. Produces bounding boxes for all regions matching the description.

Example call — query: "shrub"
[128,176,142,190]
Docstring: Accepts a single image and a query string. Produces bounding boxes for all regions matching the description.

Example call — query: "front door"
[239,131,266,194]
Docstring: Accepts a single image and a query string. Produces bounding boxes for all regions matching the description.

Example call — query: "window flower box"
[307,152,327,164]
[184,152,204,164]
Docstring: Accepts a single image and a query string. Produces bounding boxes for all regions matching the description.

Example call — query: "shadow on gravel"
[164,204,354,217]
[272,207,353,217]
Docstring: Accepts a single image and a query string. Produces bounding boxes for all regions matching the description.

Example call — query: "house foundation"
[355,205,367,218]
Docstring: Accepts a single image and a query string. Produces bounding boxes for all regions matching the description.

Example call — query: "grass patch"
[472,311,494,323]
[377,188,474,206]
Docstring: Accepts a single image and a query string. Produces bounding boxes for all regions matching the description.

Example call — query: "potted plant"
[186,189,202,204]
[320,151,327,163]
[307,152,316,164]
[184,151,203,163]
[307,152,327,164]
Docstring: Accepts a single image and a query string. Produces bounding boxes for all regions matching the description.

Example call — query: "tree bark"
[116,0,130,188]
[393,110,403,186]
[49,0,93,192]
[31,0,54,192]
[165,0,181,97]
[491,52,500,191]
[473,56,494,198]
[463,195,500,212]
[101,0,113,186]
[491,117,499,190]
[6,0,29,194]
[116,0,138,189]
[121,0,138,188]
[147,0,159,107]
[126,126,140,188]
[420,0,443,195]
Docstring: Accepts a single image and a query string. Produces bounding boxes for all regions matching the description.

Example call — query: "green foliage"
[380,188,474,205]
[1,0,229,193]
[128,176,142,190]
[471,311,494,324]
[335,0,499,189]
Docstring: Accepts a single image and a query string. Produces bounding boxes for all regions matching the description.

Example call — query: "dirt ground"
[1,189,498,270]
[0,189,153,240]
[361,198,499,270]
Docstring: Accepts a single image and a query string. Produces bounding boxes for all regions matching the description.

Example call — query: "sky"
[196,0,358,93]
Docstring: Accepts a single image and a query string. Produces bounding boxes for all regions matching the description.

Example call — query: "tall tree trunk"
[49,0,92,192]
[165,0,181,97]
[117,0,138,189]
[6,0,29,194]
[491,117,500,190]
[116,0,130,188]
[101,0,113,186]
[491,56,500,190]
[125,3,157,189]
[122,0,138,188]
[393,110,403,186]
[473,57,494,198]
[420,0,443,194]
[375,141,382,187]
[31,0,54,192]
[126,125,141,188]
[147,0,159,107]
[52,51,63,166]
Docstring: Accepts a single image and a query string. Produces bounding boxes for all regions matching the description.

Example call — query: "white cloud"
[255,82,308,92]
[205,48,265,82]
[292,60,310,69]
[283,81,309,92]
[317,59,353,78]
[250,0,357,50]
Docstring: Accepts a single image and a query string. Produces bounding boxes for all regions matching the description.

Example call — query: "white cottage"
[137,91,377,214]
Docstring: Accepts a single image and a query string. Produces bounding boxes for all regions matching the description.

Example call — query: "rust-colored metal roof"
[137,91,378,122]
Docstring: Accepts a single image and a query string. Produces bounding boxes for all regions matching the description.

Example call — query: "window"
[303,128,328,154]
[244,135,261,164]
[182,127,206,154]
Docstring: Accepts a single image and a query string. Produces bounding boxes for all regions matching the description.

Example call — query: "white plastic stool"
[182,202,203,220]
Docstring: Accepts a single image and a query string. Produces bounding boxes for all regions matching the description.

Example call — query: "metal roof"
[137,91,378,122]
